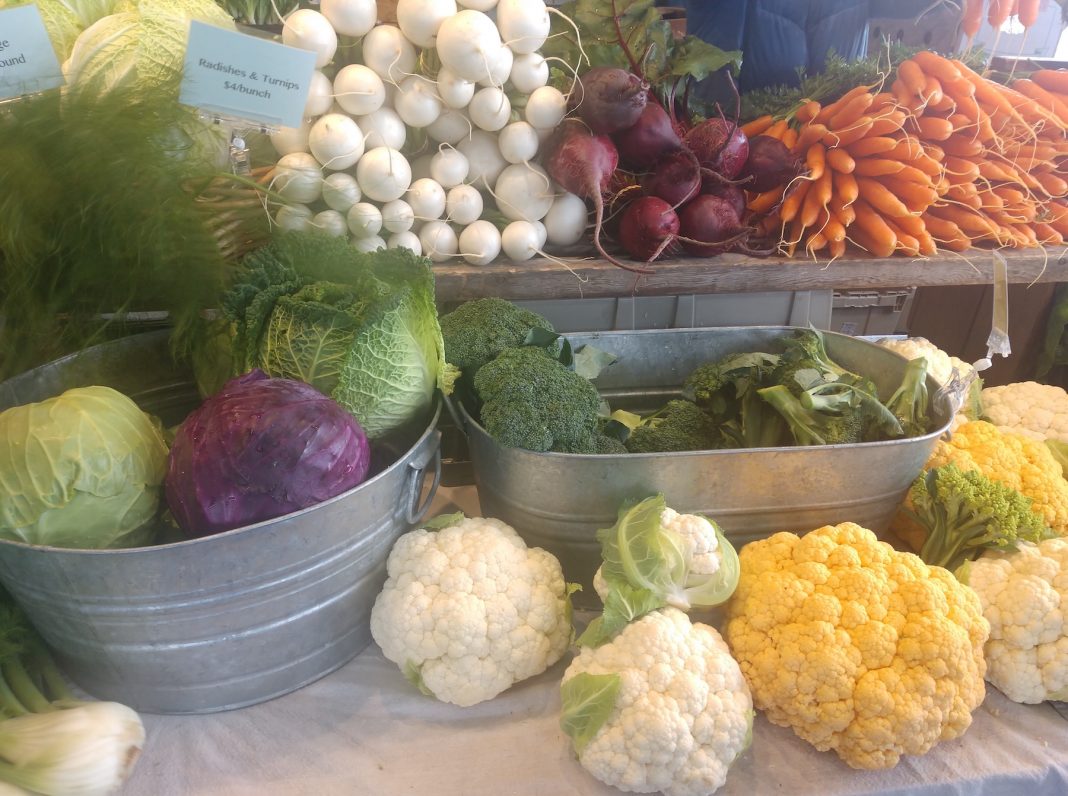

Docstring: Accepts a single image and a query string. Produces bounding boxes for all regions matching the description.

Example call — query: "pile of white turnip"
[267,0,590,265]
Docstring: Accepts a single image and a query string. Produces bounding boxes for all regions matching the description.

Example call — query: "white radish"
[388,231,423,254]
[420,220,459,262]
[458,0,497,10]
[272,152,322,203]
[509,52,548,93]
[468,86,511,132]
[430,148,469,188]
[497,121,539,164]
[445,184,483,225]
[459,220,501,265]
[396,0,457,48]
[270,120,311,156]
[352,235,387,252]
[457,128,507,188]
[533,219,548,248]
[356,147,412,202]
[305,71,334,117]
[435,10,503,84]
[308,114,365,170]
[322,172,362,212]
[362,25,418,84]
[282,9,337,69]
[436,68,476,109]
[275,203,314,232]
[358,107,406,150]
[493,163,554,221]
[382,199,416,233]
[333,65,386,117]
[496,0,550,54]
[394,75,442,128]
[426,109,473,145]
[407,178,447,220]
[347,202,383,238]
[320,0,376,37]
[501,220,541,261]
[543,192,588,245]
[525,85,567,130]
[477,44,513,88]
[312,209,348,237]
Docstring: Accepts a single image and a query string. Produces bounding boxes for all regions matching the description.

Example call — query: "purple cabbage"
[166,369,371,537]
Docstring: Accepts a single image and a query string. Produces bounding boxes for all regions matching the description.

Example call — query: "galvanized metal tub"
[459,326,950,605]
[0,331,441,714]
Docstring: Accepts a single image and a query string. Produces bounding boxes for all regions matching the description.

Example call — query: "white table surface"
[122,487,1068,796]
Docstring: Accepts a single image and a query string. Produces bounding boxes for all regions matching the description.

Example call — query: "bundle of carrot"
[891,52,1068,250]
[742,86,943,260]
[741,50,1068,260]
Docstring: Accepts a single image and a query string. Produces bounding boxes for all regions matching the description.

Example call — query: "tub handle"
[442,392,468,437]
[405,431,443,526]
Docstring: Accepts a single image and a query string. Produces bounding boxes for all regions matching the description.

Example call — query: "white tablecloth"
[121,488,1068,796]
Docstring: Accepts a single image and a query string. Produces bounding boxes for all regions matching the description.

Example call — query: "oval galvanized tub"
[0,331,442,714]
[458,326,950,606]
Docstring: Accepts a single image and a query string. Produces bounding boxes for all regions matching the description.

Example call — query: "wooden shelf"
[431,247,1068,303]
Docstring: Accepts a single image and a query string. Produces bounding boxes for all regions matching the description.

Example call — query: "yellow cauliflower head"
[725,522,989,770]
[926,420,1068,535]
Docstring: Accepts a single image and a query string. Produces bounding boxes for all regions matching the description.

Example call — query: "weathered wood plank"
[432,248,1068,302]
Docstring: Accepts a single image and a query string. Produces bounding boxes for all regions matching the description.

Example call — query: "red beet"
[738,135,802,193]
[612,102,682,171]
[618,197,680,262]
[641,149,701,207]
[683,118,749,180]
[543,120,651,273]
[700,182,746,220]
[570,67,648,135]
[677,194,747,257]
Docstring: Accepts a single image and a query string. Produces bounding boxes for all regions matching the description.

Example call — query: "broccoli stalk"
[684,352,784,448]
[757,384,864,445]
[884,356,931,438]
[908,464,1055,571]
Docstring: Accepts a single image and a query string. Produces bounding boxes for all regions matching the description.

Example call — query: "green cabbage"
[221,233,446,440]
[0,386,169,549]
[63,0,235,95]
[0,0,121,61]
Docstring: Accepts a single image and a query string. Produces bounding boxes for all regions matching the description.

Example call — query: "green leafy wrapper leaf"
[560,672,622,755]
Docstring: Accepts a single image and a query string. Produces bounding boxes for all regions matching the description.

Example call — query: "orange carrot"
[912,51,964,85]
[848,136,899,157]
[899,60,928,96]
[741,115,775,137]
[857,178,913,217]
[806,143,826,180]
[795,101,821,124]
[853,158,906,177]
[913,116,956,141]
[826,147,856,173]
[834,171,860,205]
[829,92,875,131]
[1033,69,1068,95]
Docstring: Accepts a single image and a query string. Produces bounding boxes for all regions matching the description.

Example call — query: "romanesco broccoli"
[907,463,1054,571]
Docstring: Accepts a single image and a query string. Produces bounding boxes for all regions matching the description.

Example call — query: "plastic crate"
[830,289,914,337]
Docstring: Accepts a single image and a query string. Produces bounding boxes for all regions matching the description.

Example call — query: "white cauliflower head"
[561,608,753,796]
[981,381,1068,443]
[961,537,1068,704]
[370,515,574,707]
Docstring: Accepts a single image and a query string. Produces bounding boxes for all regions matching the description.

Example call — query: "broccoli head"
[553,432,629,455]
[474,347,602,453]
[440,298,556,378]
[624,400,723,453]
[908,463,1055,571]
